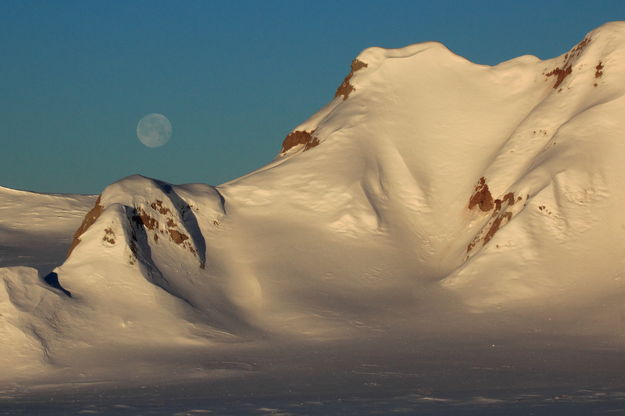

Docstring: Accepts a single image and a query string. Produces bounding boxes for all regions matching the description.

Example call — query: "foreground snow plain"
[4,22,625,415]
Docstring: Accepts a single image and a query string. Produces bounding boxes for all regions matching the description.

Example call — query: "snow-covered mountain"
[4,22,625,409]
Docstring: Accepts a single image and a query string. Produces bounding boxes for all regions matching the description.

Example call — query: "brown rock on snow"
[335,59,368,100]
[281,130,319,153]
[67,195,103,257]
[545,37,591,90]
[468,177,494,212]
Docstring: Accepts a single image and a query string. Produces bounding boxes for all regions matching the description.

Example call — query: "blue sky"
[1,0,624,194]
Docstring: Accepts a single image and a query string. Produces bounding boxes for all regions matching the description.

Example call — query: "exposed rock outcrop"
[468,177,494,212]
[67,195,103,257]
[545,36,591,90]
[335,59,368,100]
[280,130,319,154]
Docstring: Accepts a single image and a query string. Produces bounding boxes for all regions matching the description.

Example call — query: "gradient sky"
[1,0,624,194]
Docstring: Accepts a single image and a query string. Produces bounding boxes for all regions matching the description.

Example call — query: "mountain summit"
[3,22,625,387]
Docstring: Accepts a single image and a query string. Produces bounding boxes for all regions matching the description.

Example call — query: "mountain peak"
[4,22,625,388]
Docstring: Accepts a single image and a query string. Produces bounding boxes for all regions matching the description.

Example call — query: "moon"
[136,113,172,148]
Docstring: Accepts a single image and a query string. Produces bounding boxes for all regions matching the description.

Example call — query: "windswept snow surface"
[4,22,625,414]
[0,186,96,273]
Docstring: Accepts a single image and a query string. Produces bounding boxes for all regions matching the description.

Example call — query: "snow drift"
[4,22,625,387]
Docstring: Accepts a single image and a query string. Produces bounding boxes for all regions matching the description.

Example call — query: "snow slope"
[0,186,96,273]
[0,188,95,380]
[3,21,625,412]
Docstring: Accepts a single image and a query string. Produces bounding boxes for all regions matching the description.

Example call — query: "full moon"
[136,113,172,148]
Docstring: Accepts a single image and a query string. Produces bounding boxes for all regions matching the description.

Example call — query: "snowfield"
[4,21,625,415]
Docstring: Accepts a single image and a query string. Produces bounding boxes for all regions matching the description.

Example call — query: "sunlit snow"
[3,21,625,415]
